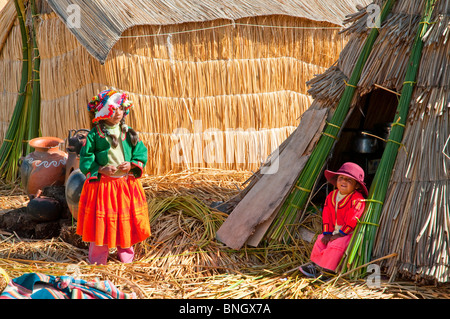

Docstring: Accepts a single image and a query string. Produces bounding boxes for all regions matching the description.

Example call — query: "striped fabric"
[0,273,136,299]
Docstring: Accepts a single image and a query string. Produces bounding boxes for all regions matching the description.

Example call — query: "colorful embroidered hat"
[324,162,368,197]
[87,89,133,124]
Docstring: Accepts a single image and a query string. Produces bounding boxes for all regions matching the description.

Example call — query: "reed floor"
[1,169,449,299]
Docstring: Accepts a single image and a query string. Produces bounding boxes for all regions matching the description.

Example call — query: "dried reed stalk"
[0,0,31,182]
[25,0,41,154]
[0,0,16,51]
[1,237,447,299]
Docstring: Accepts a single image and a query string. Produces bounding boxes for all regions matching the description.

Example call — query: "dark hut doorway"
[311,88,399,206]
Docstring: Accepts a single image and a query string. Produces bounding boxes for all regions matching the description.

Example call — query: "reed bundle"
[0,0,30,182]
[141,126,295,174]
[371,91,449,282]
[341,0,438,279]
[0,0,41,181]
[0,0,15,52]
[148,195,227,248]
[263,0,396,243]
[298,0,450,283]
[25,0,41,154]
[44,0,359,63]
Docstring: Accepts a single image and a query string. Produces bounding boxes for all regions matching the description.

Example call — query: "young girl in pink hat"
[299,162,367,279]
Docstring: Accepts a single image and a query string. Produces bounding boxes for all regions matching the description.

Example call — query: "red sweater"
[322,189,365,236]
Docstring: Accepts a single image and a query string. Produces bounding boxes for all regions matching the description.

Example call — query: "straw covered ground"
[0,169,449,299]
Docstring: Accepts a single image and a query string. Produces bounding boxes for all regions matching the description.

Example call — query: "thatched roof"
[309,0,449,111]
[45,0,370,63]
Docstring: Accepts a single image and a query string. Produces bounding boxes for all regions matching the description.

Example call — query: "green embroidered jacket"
[79,126,148,181]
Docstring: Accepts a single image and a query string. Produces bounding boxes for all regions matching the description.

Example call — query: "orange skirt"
[76,175,151,248]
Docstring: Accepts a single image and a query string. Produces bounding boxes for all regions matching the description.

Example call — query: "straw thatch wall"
[0,0,19,144]
[36,15,336,174]
[0,0,368,175]
[307,0,450,282]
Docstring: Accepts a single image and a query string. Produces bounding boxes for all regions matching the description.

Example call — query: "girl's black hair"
[121,118,139,146]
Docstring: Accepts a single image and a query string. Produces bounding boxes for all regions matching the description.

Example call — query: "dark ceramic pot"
[27,196,62,222]
[65,168,86,220]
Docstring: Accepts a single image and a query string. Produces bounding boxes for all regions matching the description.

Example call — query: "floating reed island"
[2,170,450,299]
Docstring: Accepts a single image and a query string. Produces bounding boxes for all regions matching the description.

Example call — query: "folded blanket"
[0,272,136,299]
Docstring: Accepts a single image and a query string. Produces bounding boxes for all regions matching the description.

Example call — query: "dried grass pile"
[0,178,27,210]
[0,169,449,299]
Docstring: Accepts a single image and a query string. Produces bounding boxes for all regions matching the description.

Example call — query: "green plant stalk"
[341,0,438,278]
[0,0,31,181]
[264,0,397,243]
[26,0,41,154]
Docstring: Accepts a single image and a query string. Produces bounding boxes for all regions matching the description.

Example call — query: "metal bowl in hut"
[353,131,379,154]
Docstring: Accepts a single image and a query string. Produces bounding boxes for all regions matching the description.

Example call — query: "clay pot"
[65,168,86,220]
[21,137,67,198]
[27,196,62,222]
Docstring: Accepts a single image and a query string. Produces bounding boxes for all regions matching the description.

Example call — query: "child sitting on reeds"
[299,162,367,279]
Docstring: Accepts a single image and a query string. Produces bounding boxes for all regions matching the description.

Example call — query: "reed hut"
[217,0,450,283]
[0,0,368,177]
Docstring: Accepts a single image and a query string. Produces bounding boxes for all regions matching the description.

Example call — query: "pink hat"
[324,162,368,197]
